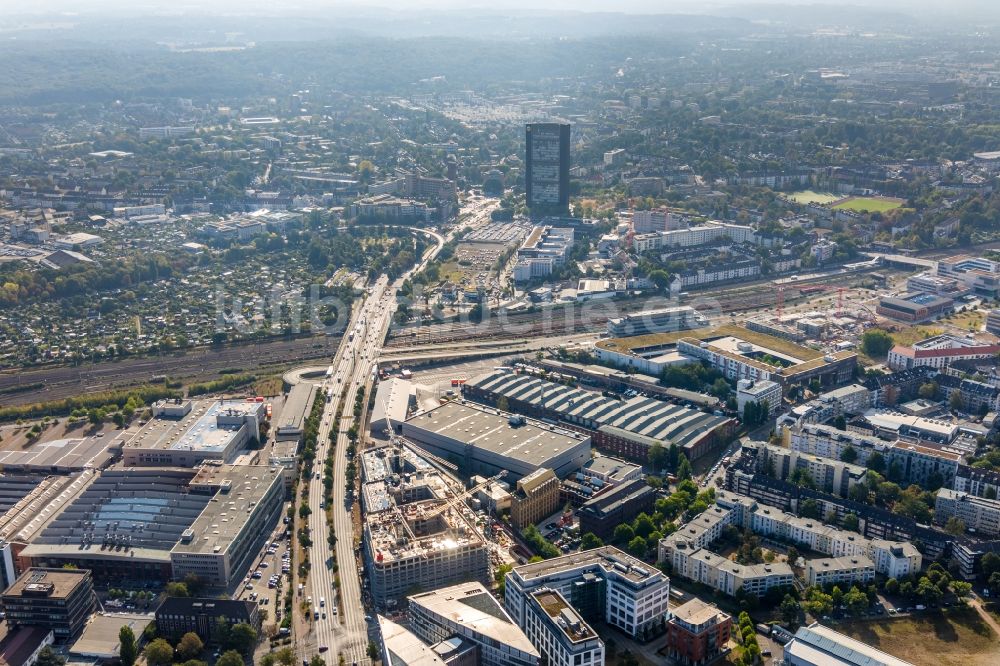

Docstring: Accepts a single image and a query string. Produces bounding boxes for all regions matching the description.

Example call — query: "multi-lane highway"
[298,227,444,665]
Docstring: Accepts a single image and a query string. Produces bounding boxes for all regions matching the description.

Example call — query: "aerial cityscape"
[1,1,1000,666]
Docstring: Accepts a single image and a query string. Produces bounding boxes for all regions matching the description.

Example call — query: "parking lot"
[234,506,294,630]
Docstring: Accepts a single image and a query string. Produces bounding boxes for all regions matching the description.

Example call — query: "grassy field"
[888,325,944,347]
[832,196,905,213]
[786,190,841,205]
[941,309,985,332]
[837,608,1000,666]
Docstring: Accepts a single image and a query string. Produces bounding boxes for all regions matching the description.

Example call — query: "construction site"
[360,443,496,608]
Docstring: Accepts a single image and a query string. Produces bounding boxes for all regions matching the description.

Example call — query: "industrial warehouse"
[462,370,735,462]
[400,400,592,480]
[15,463,285,588]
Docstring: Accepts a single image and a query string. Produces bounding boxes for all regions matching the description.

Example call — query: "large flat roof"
[408,582,539,658]
[123,400,257,454]
[0,437,113,472]
[173,464,283,555]
[21,467,209,562]
[2,567,91,600]
[404,401,588,468]
[379,616,448,666]
[511,546,665,586]
[70,613,153,659]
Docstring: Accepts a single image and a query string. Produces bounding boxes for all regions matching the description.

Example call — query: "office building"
[526,123,570,213]
[169,464,286,586]
[513,227,575,282]
[596,325,857,393]
[155,597,261,642]
[935,488,1000,537]
[511,469,561,530]
[504,547,670,639]
[936,255,1000,298]
[987,309,1000,336]
[401,401,591,481]
[121,399,264,467]
[522,589,604,666]
[1,568,96,642]
[605,306,707,338]
[736,379,782,419]
[378,617,451,666]
[577,479,656,540]
[665,598,732,666]
[783,623,914,666]
[576,456,642,487]
[805,556,875,587]
[407,582,540,666]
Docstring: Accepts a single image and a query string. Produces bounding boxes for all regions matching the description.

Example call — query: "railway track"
[386,268,880,346]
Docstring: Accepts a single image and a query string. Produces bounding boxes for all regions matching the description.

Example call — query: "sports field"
[831,196,905,213]
[786,190,841,205]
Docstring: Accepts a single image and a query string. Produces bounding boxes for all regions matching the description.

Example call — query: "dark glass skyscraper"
[525,123,570,214]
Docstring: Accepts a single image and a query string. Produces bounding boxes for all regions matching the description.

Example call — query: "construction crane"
[380,396,458,471]
[418,470,508,521]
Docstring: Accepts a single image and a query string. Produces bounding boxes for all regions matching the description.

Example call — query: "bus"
[325,365,334,378]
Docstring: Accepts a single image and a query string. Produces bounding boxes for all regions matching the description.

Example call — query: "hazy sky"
[5,0,998,14]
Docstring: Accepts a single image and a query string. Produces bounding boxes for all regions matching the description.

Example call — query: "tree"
[309,657,325,666]
[949,391,965,411]
[983,552,1000,577]
[228,623,258,653]
[35,648,66,666]
[834,415,848,431]
[177,632,204,660]
[217,651,245,666]
[918,382,940,400]
[667,443,680,473]
[952,581,972,602]
[165,581,189,597]
[884,577,899,595]
[842,513,860,532]
[119,625,138,666]
[144,638,175,666]
[844,586,868,617]
[628,535,648,558]
[580,532,604,549]
[613,524,635,545]
[799,499,820,519]
[676,454,693,481]
[633,513,655,539]
[945,516,966,536]
[786,546,800,566]
[495,396,509,412]
[840,445,858,463]
[866,451,886,475]
[261,656,277,666]
[781,594,801,627]
[275,647,296,666]
[648,442,667,473]
[861,329,894,356]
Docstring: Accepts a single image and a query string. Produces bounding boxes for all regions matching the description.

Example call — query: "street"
[297,228,445,666]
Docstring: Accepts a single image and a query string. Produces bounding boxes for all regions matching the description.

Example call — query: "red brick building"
[666,598,732,666]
